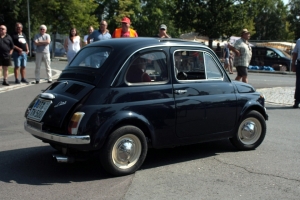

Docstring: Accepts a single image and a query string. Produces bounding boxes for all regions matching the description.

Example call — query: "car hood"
[232,81,256,93]
[25,80,95,128]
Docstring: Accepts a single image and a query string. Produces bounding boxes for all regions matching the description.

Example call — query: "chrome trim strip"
[24,121,90,144]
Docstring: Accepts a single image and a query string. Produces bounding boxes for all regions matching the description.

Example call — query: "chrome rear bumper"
[24,121,90,144]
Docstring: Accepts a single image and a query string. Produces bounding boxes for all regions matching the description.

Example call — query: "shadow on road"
[0,139,237,184]
[142,139,236,170]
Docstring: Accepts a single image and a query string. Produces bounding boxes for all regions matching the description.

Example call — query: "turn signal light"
[68,112,85,135]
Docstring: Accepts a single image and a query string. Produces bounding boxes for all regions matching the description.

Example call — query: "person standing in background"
[87,20,111,43]
[291,38,300,108]
[229,50,234,74]
[12,22,29,84]
[223,43,233,74]
[153,24,171,38]
[34,24,52,84]
[215,43,222,58]
[112,17,138,38]
[83,26,94,46]
[64,28,81,63]
[0,25,14,86]
[229,29,252,83]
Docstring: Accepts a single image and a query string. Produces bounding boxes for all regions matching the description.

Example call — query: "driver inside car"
[126,57,152,83]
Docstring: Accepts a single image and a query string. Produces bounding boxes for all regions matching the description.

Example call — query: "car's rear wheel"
[230,111,266,150]
[100,125,148,176]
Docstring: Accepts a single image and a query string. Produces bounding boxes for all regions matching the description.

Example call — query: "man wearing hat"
[229,28,252,83]
[112,17,138,38]
[153,24,171,38]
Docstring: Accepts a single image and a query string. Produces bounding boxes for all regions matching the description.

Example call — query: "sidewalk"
[0,62,296,106]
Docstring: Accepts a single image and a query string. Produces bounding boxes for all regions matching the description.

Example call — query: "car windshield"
[68,47,112,68]
[277,49,291,59]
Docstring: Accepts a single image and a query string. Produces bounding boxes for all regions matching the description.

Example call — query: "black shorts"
[0,57,12,66]
[236,66,248,76]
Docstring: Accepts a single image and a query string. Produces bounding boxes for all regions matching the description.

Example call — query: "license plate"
[27,98,52,121]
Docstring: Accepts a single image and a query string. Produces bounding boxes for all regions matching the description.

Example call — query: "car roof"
[87,37,208,49]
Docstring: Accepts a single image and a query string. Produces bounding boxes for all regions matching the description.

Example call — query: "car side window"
[126,52,168,84]
[174,50,222,81]
[266,50,278,58]
[68,47,111,68]
[204,53,223,79]
[174,51,205,80]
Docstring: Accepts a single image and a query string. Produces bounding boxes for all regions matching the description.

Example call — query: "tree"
[172,0,251,47]
[287,0,300,40]
[29,0,99,36]
[134,0,177,37]
[250,0,289,40]
[94,0,142,34]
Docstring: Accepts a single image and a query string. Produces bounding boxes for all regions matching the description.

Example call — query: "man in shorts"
[229,29,252,83]
[0,25,14,86]
[12,22,29,84]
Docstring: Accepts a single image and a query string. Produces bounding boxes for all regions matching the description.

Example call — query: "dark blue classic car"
[24,38,268,176]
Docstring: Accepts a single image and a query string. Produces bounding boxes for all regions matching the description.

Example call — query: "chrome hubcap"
[238,117,262,145]
[112,134,141,169]
[241,122,255,139]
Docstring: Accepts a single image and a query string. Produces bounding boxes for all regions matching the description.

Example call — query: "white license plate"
[27,98,52,121]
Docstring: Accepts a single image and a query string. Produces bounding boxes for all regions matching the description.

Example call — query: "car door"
[172,48,237,138]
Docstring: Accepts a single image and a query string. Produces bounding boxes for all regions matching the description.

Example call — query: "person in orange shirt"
[112,17,138,38]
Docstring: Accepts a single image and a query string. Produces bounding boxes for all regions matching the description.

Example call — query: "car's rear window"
[67,47,112,68]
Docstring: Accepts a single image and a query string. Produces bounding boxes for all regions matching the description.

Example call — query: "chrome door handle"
[174,90,187,94]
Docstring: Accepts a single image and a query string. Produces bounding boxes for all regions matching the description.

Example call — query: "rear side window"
[68,47,112,68]
[126,52,168,84]
[174,50,222,81]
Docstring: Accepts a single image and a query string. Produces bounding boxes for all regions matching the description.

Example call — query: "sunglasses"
[100,24,107,26]
[17,27,22,28]
[40,29,45,30]
[160,29,165,31]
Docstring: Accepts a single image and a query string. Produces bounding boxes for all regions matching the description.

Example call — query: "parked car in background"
[250,46,291,71]
[24,38,268,176]
[31,41,66,57]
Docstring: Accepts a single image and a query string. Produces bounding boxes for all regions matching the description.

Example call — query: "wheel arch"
[238,102,268,123]
[93,111,155,149]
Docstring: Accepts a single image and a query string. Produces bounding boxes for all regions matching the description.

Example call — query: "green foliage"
[250,0,289,40]
[287,0,300,40]
[171,0,251,46]
[0,0,297,44]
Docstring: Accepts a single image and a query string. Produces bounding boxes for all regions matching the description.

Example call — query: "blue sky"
[283,0,288,4]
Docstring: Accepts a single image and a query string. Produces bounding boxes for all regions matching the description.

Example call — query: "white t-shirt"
[67,36,81,53]
[83,35,93,43]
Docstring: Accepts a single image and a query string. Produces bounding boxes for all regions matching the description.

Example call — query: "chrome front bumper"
[24,121,90,144]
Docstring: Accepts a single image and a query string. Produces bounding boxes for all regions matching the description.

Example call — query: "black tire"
[100,125,148,176]
[230,111,266,150]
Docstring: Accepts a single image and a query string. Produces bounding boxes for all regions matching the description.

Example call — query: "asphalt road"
[0,62,299,200]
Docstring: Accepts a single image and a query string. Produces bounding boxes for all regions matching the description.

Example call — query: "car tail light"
[68,112,85,135]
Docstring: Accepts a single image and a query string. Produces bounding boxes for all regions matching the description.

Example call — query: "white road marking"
[0,69,61,94]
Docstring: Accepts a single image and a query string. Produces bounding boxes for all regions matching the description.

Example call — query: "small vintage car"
[24,38,268,176]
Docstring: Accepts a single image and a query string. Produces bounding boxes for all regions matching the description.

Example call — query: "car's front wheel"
[100,125,148,176]
[230,111,266,150]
